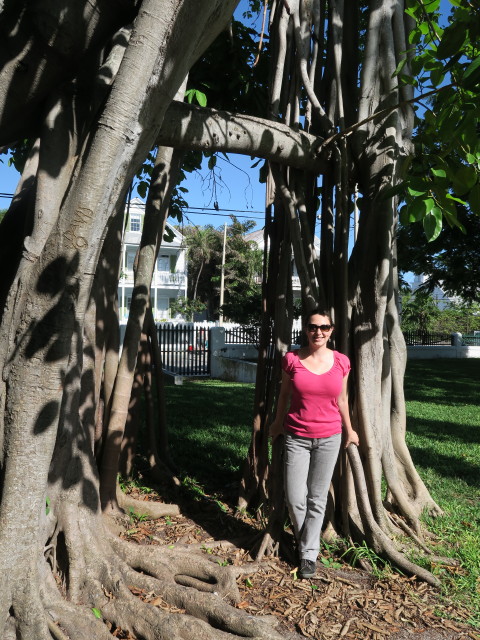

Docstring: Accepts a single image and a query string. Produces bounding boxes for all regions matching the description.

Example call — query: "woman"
[269,309,359,579]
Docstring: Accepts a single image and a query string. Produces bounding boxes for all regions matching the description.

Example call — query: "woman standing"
[269,309,359,579]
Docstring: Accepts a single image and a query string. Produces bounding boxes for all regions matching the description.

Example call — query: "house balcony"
[121,270,187,287]
[155,271,187,287]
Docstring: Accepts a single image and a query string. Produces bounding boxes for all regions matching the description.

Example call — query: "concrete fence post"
[452,332,462,347]
[210,327,226,378]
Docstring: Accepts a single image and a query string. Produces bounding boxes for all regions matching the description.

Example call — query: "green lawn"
[404,359,480,625]
[164,359,480,626]
[165,378,253,490]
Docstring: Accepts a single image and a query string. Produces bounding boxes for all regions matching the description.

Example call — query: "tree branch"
[157,101,327,172]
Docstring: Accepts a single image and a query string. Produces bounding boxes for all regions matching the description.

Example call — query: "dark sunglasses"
[307,323,333,332]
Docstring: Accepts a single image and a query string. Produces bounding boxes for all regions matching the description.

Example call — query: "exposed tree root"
[19,504,298,640]
[346,445,440,586]
[117,488,180,519]
[46,618,70,640]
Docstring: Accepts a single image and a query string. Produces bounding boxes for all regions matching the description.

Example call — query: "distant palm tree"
[184,225,219,300]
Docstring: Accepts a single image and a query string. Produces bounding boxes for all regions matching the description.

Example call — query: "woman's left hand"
[344,429,359,449]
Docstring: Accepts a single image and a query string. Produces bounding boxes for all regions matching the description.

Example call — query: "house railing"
[155,272,187,285]
[402,330,453,346]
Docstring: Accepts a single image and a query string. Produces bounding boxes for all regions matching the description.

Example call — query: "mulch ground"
[117,483,479,640]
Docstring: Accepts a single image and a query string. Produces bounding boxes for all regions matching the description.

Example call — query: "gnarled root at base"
[346,445,440,586]
[14,506,298,640]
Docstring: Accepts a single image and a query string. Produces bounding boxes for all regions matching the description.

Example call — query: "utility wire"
[0,191,265,219]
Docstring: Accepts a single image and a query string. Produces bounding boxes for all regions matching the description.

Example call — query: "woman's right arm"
[269,370,292,441]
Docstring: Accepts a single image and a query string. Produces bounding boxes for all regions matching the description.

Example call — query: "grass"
[404,359,480,626]
[165,379,253,492]
[163,360,480,626]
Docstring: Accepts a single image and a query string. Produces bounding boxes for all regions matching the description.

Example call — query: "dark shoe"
[299,559,316,579]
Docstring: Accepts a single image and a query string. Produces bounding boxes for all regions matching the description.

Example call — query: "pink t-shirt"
[282,349,351,438]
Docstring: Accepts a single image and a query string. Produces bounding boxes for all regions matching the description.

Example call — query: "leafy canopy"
[395,0,480,241]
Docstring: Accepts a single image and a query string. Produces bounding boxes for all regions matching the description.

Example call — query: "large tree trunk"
[0,2,294,638]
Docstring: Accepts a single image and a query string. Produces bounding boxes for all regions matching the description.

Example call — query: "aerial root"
[43,573,119,640]
[388,512,432,554]
[256,531,280,561]
[39,513,295,640]
[347,446,440,586]
[101,587,239,640]
[117,488,180,519]
[164,540,238,552]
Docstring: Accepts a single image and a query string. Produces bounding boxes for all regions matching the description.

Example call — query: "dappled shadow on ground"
[118,482,477,640]
[406,415,480,489]
[407,443,479,489]
[164,379,254,493]
[404,359,480,406]
[114,371,480,640]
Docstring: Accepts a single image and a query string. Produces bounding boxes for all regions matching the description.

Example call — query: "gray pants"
[284,432,342,562]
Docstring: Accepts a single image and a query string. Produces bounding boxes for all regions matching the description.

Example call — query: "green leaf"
[430,68,445,87]
[445,193,467,205]
[462,57,480,89]
[443,207,466,232]
[392,57,408,78]
[423,208,442,242]
[258,161,268,184]
[431,168,447,179]
[453,165,477,194]
[399,204,410,226]
[137,180,148,199]
[45,496,51,516]
[92,608,102,619]
[423,0,440,12]
[407,185,427,197]
[408,196,435,221]
[408,29,422,45]
[435,24,466,60]
[195,90,207,107]
[163,227,175,243]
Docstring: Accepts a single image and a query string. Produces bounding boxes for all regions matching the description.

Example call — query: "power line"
[183,209,264,220]
[0,191,265,219]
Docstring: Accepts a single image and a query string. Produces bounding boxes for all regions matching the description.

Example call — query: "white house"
[245,228,321,301]
[118,198,187,322]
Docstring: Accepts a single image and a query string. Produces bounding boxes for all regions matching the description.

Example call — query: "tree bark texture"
[0,1,293,638]
[243,0,441,584]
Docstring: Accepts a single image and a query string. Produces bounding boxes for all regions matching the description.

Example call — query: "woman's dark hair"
[302,308,334,328]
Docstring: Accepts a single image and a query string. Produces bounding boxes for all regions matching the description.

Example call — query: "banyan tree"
[1,0,476,638]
